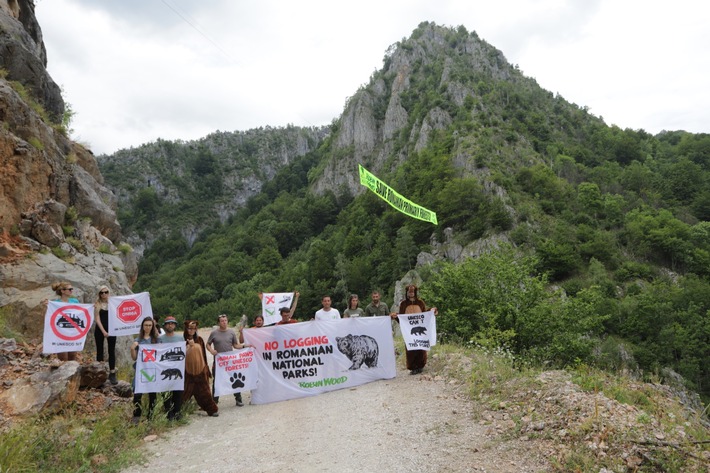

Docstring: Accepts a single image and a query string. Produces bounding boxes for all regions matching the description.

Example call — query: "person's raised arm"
[289,291,300,318]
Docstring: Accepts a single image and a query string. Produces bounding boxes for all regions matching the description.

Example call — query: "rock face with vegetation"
[0,0,136,421]
[97,126,329,255]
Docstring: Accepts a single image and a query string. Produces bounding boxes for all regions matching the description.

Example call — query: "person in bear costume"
[391,284,437,375]
[183,320,219,417]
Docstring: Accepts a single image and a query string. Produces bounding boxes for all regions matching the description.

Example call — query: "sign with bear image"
[134,341,186,394]
[397,310,437,351]
[243,316,396,404]
[213,347,258,396]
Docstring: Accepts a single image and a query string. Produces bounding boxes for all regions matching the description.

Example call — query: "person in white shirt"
[314,295,341,320]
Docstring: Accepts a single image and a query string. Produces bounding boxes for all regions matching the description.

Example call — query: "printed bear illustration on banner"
[336,334,379,369]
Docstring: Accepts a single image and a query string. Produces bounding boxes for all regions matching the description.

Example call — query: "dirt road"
[122,362,547,473]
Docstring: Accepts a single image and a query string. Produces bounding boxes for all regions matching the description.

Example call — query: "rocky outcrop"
[0,0,64,121]
[0,2,135,371]
[0,360,81,416]
[312,22,514,198]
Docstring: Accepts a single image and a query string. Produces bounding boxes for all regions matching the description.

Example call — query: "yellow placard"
[358,165,437,225]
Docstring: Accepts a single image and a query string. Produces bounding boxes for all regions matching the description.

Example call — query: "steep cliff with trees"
[97,125,329,255]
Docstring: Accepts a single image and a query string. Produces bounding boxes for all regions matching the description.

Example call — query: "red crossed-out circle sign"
[50,305,92,341]
[117,299,142,324]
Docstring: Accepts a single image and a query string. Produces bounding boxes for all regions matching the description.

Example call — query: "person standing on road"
[183,320,219,417]
[391,284,438,375]
[343,294,364,318]
[364,290,389,317]
[94,285,117,384]
[130,317,160,425]
[207,314,246,406]
[159,315,184,420]
[314,295,340,320]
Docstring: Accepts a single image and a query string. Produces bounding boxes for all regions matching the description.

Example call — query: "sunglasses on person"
[63,288,74,291]
[99,291,109,294]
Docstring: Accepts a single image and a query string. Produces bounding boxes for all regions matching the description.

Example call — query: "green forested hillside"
[110,23,709,399]
[97,125,327,248]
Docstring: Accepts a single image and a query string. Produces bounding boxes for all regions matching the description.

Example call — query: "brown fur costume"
[182,320,218,416]
[398,284,429,371]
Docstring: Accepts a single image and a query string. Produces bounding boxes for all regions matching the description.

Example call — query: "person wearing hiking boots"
[207,314,246,406]
[94,285,118,384]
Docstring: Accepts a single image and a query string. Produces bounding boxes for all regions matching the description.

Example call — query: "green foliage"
[0,401,180,472]
[65,207,78,225]
[118,243,133,255]
[27,137,44,150]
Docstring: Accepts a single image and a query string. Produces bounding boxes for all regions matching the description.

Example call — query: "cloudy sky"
[35,0,709,155]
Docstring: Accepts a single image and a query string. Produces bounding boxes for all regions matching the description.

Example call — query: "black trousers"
[94,326,117,370]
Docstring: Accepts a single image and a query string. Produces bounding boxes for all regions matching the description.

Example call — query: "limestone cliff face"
[311,22,512,197]
[0,0,135,341]
[0,0,64,121]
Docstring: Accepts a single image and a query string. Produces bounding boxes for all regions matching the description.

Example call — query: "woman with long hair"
[130,317,160,424]
[343,294,364,318]
[94,285,117,384]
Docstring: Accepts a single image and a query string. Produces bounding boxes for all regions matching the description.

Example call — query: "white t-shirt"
[314,308,341,320]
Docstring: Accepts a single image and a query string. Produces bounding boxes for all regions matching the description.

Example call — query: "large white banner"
[134,342,186,394]
[261,292,294,326]
[42,301,94,354]
[213,347,259,396]
[108,292,153,336]
[398,310,437,351]
[243,316,396,404]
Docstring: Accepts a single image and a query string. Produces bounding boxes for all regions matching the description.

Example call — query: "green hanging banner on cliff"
[358,165,438,225]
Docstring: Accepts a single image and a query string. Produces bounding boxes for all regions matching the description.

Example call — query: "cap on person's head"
[279,307,290,314]
[163,315,178,326]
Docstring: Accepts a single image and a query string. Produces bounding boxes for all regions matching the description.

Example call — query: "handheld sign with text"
[397,310,437,351]
[243,317,396,404]
[43,301,95,354]
[108,292,153,336]
[213,347,259,396]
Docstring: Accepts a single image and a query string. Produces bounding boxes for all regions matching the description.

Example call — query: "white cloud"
[35,0,710,154]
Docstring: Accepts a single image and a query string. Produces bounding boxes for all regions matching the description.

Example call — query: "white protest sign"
[398,310,437,351]
[42,301,94,354]
[213,347,259,396]
[134,341,186,394]
[108,292,153,336]
[261,292,294,326]
[243,316,396,404]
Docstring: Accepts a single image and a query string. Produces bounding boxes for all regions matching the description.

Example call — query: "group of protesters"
[46,282,437,424]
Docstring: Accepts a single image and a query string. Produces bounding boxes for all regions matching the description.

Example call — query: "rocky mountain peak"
[312,22,514,197]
